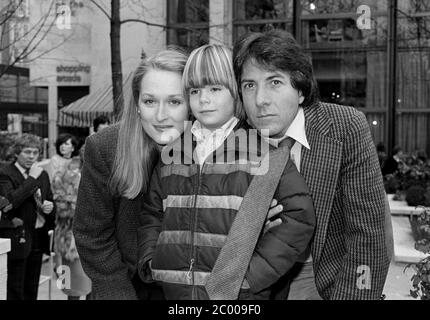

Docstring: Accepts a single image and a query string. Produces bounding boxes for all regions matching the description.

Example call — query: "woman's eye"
[169,99,183,105]
[142,99,155,105]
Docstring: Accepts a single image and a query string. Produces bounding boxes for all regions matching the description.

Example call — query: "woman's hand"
[263,199,283,235]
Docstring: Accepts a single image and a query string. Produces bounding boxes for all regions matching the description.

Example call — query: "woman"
[73,48,190,300]
[48,134,92,300]
[42,134,78,178]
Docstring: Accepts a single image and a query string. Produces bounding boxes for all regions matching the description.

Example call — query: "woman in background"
[48,134,92,300]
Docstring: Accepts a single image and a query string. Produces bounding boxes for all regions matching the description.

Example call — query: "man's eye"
[271,80,282,86]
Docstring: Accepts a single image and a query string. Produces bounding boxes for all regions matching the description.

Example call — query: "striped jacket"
[137,121,316,300]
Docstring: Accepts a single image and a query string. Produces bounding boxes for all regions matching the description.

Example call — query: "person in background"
[47,133,91,300]
[0,134,55,300]
[382,146,403,176]
[93,115,110,134]
[0,195,12,220]
[376,142,387,169]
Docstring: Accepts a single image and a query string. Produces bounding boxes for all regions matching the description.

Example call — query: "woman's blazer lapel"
[301,105,343,266]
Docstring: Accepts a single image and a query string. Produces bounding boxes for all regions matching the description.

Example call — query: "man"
[93,115,110,133]
[233,30,390,300]
[0,134,55,300]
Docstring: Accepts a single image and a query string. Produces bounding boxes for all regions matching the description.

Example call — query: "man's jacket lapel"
[301,105,342,266]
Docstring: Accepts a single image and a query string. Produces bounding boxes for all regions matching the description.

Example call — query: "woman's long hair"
[109,47,189,199]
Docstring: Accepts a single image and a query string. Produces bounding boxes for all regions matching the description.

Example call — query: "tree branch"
[89,0,111,20]
[0,0,24,26]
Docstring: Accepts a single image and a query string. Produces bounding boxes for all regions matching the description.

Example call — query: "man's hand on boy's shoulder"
[263,199,283,235]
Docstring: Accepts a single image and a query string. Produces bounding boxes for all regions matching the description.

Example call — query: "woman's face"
[60,139,74,158]
[138,69,188,145]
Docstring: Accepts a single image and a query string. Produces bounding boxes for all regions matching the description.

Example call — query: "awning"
[58,73,133,127]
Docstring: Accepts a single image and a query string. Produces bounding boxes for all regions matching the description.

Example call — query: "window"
[167,0,209,51]
[300,0,389,146]
[233,0,294,42]
[395,1,430,154]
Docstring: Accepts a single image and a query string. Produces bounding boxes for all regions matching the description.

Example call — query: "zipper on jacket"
[190,164,201,300]
[187,258,195,280]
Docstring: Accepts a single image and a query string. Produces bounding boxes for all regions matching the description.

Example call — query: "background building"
[1,0,429,156]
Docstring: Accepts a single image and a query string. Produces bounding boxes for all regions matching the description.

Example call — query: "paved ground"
[37,259,419,300]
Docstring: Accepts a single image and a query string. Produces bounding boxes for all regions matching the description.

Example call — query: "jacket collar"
[302,102,343,265]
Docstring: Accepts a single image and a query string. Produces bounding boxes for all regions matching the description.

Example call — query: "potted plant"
[384,153,430,207]
[406,207,430,300]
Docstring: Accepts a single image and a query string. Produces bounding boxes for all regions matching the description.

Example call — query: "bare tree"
[90,0,227,118]
[0,0,61,78]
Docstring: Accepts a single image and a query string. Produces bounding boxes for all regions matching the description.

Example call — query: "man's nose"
[255,87,270,107]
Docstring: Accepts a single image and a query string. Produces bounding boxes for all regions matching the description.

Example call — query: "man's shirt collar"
[14,162,28,177]
[267,107,310,150]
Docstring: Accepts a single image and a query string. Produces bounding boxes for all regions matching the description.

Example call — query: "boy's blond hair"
[182,44,245,120]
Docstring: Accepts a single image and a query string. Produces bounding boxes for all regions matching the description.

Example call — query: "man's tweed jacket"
[297,102,390,299]
[73,125,158,300]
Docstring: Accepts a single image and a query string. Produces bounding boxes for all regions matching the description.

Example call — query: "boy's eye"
[242,83,254,90]
[271,80,282,86]
[210,86,222,92]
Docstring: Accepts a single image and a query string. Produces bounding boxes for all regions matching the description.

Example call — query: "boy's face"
[16,147,39,170]
[189,85,235,130]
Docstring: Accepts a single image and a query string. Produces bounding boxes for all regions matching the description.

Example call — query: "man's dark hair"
[93,115,110,132]
[55,133,79,157]
[233,29,319,108]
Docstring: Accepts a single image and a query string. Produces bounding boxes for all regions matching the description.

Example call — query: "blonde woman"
[73,48,190,300]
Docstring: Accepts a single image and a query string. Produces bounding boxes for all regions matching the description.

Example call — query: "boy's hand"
[263,199,283,235]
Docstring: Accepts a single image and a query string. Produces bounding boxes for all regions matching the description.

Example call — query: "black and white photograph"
[0,0,429,307]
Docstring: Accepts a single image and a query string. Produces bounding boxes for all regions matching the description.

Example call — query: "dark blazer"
[297,102,390,299]
[0,163,55,260]
[74,125,156,300]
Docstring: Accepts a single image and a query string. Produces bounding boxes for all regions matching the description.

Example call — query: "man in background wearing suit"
[233,30,390,299]
[0,134,55,300]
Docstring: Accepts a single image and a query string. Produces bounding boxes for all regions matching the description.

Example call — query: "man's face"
[16,147,39,170]
[240,60,304,138]
[97,123,109,132]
